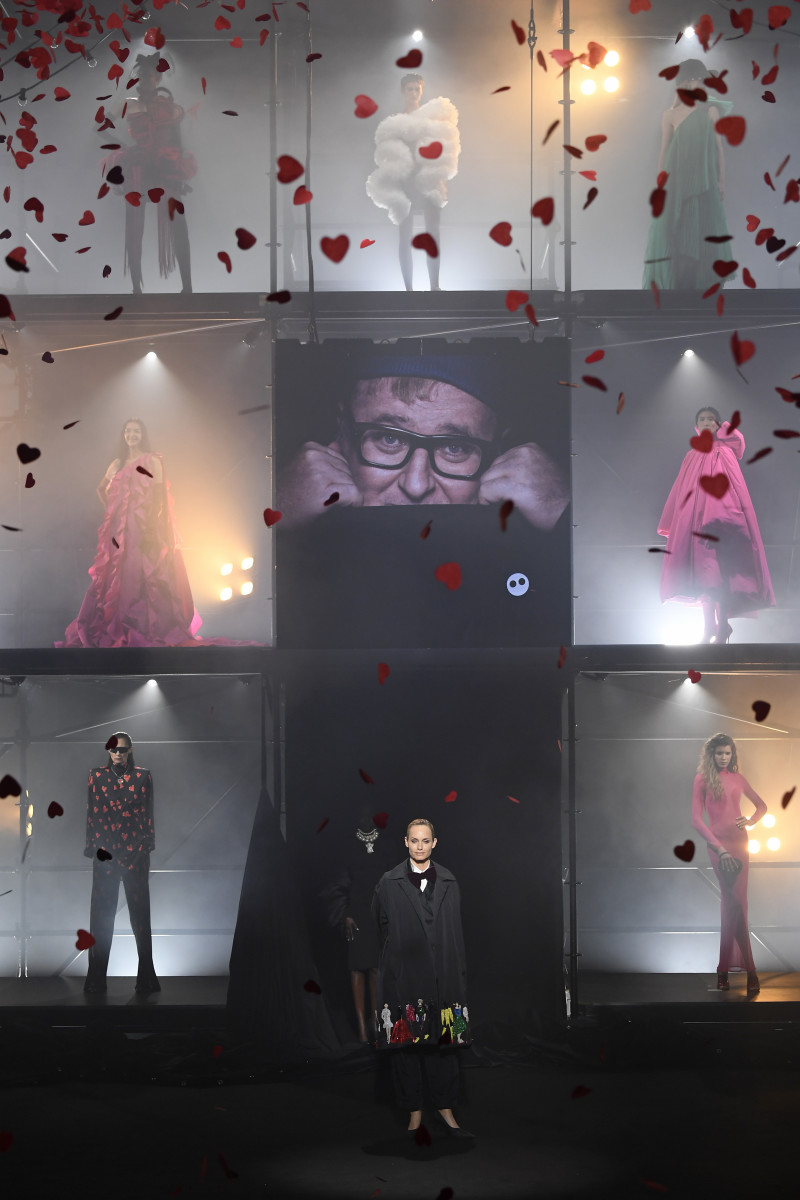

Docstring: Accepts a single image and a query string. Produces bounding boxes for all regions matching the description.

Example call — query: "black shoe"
[433,1111,475,1139]
[135,975,161,995]
[83,977,107,995]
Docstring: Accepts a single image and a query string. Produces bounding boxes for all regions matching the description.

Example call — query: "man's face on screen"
[343,377,497,507]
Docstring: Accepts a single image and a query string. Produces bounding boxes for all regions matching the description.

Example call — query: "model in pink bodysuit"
[691,733,767,993]
[658,406,774,643]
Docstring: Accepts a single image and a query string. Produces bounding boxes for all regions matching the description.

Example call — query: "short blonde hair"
[406,818,435,839]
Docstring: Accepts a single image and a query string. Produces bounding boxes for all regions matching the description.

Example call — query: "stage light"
[748,839,760,854]
[220,563,233,576]
[241,556,254,570]
[86,56,98,68]
[683,349,695,358]
[146,351,157,361]
[147,679,158,687]
[604,77,620,93]
[240,581,254,596]
[27,803,33,819]
[763,814,776,828]
[220,587,233,602]
[604,51,620,67]
[684,26,695,38]
[411,29,423,43]
[767,837,781,852]
[580,80,597,96]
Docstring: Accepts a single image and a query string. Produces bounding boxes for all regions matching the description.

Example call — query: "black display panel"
[275,338,570,648]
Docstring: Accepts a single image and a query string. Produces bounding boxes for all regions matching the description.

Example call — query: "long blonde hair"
[698,733,738,796]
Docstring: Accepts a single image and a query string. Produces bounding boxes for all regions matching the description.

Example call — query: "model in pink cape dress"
[58,452,203,648]
[658,421,774,639]
[692,768,767,974]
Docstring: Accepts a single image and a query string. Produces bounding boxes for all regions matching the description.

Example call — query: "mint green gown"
[642,100,734,290]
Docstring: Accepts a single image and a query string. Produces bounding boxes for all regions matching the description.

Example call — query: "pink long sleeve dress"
[658,423,774,615]
[692,768,767,972]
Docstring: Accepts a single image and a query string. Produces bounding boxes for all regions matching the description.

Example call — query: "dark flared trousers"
[390,1042,460,1110]
[86,852,155,981]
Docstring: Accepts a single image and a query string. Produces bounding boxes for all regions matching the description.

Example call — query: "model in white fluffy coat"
[366,96,461,226]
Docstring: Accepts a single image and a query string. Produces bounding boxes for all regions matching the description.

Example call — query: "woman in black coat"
[371,818,474,1140]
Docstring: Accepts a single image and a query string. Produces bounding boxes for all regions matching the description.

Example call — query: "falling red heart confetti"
[508,795,520,804]
[51,234,68,243]
[583,188,598,210]
[323,491,339,507]
[412,233,438,257]
[563,144,583,158]
[320,235,349,262]
[445,791,457,803]
[524,304,538,326]
[104,306,123,321]
[54,87,70,101]
[543,120,560,144]
[267,290,291,303]
[359,239,375,248]
[650,185,667,218]
[276,155,304,183]
[316,817,329,833]
[571,1085,592,1100]
[582,376,607,391]
[17,444,41,465]
[713,259,738,278]
[579,171,597,182]
[419,142,442,160]
[303,979,322,993]
[0,775,21,799]
[505,290,528,312]
[730,332,755,367]
[148,188,164,204]
[768,5,791,30]
[354,95,378,119]
[47,801,64,818]
[359,769,375,785]
[489,222,513,246]
[537,50,547,71]
[728,411,741,432]
[222,111,239,117]
[434,562,462,590]
[6,248,29,272]
[212,1045,223,1058]
[263,508,282,527]
[746,448,773,464]
[236,228,257,250]
[78,210,95,226]
[377,662,390,686]
[752,701,771,722]
[700,474,729,499]
[742,268,756,288]
[499,499,514,531]
[557,645,567,669]
[746,215,760,233]
[144,25,166,49]
[687,670,702,684]
[690,429,713,453]
[420,520,432,539]
[306,53,321,63]
[96,849,112,862]
[396,49,422,69]
[136,466,153,479]
[102,265,112,279]
[781,787,795,810]
[673,840,695,863]
[372,812,389,829]
[217,252,232,273]
[716,116,746,146]
[531,197,554,225]
[511,18,526,44]
[492,86,512,93]
[293,186,312,205]
[585,135,607,152]
[755,227,774,246]
[585,349,604,364]
[75,929,95,950]
[774,430,800,439]
[24,474,35,489]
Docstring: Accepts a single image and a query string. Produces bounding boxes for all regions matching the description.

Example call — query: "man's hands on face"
[275,440,363,528]
[478,442,569,531]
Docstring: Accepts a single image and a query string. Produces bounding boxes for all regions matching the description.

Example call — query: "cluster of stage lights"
[579,50,620,96]
[220,557,254,602]
[750,812,781,855]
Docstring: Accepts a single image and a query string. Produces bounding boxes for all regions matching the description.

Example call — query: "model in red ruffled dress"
[658,406,774,643]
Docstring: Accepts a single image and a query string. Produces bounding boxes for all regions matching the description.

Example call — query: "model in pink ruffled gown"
[658,406,774,643]
[691,733,767,995]
[58,418,203,648]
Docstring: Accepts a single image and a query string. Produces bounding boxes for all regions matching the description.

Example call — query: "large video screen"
[275,337,571,648]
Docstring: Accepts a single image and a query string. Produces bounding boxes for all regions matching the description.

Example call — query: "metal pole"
[566,673,579,1011]
[268,26,279,298]
[558,0,574,297]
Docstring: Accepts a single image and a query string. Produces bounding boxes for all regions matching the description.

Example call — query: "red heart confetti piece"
[713,259,738,278]
[306,53,322,63]
[746,448,773,464]
[419,142,442,160]
[267,290,292,303]
[103,265,112,278]
[499,499,514,531]
[585,134,607,152]
[730,332,755,367]
[583,187,599,210]
[752,700,771,722]
[354,94,378,119]
[755,227,774,246]
[582,376,607,391]
[700,474,729,499]
[674,840,695,863]
[372,812,388,829]
[396,50,422,69]
[650,186,667,218]
[412,232,438,257]
[716,116,746,146]
[776,388,800,404]
[144,26,166,49]
[781,787,795,810]
[571,1085,592,1100]
[524,303,538,326]
[420,520,432,539]
[742,268,756,288]
[360,239,375,248]
[445,791,457,803]
[543,120,560,144]
[630,0,651,9]
[579,170,597,181]
[24,474,34,489]
[323,491,339,507]
[0,775,21,798]
[377,662,390,686]
[563,144,583,158]
[277,155,303,183]
[492,86,512,93]
[320,235,349,262]
[511,19,526,45]
[293,185,312,205]
[688,670,702,684]
[17,443,40,465]
[303,979,322,993]
[505,289,528,312]
[768,6,791,31]
[222,111,239,117]
[585,349,604,364]
[316,817,329,833]
[729,411,741,432]
[6,248,29,273]
[236,228,257,250]
[104,306,123,321]
[212,1045,223,1058]
[54,87,70,101]
[489,222,512,246]
[75,929,95,950]
[47,801,63,818]
[557,645,567,669]
[434,562,462,590]
[136,465,154,479]
[730,7,753,35]
[659,65,680,81]
[784,179,800,204]
[537,50,547,71]
[148,188,164,204]
[1,526,21,533]
[263,508,282,526]
[359,769,375,784]
[766,236,786,254]
[531,197,554,225]
[774,429,800,439]
[690,429,713,453]
[78,210,95,226]
[96,849,112,862]
[51,233,68,243]
[508,795,520,804]
[218,252,232,273]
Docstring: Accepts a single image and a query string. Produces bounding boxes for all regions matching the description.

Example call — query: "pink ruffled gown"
[692,769,767,972]
[58,452,202,648]
[658,423,775,615]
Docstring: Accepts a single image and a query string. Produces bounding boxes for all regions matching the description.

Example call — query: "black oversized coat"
[371,859,472,1049]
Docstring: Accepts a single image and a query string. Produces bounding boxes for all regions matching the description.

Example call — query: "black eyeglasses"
[347,421,498,481]
[110,747,131,754]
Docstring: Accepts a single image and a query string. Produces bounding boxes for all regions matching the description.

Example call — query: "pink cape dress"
[57,452,203,648]
[658,423,775,616]
[692,768,767,972]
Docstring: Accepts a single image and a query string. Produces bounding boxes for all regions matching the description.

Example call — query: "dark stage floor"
[579,970,800,1008]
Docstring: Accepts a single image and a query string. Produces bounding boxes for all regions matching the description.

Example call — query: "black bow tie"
[408,864,436,888]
